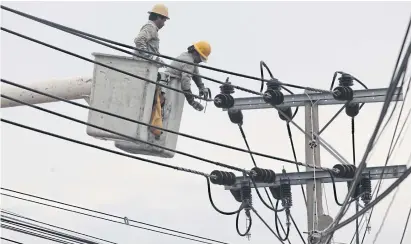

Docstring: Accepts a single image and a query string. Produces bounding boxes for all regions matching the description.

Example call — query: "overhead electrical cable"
[322,15,411,242]
[0,237,24,244]
[1,209,117,244]
[0,78,326,171]
[0,27,210,102]
[399,203,411,244]
[0,189,229,244]
[0,93,244,173]
[0,4,335,94]
[1,216,102,244]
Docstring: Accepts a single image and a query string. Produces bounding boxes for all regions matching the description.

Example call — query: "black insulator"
[228,109,244,125]
[214,94,235,109]
[360,178,372,204]
[230,189,242,203]
[278,107,293,121]
[269,186,282,200]
[240,180,252,205]
[332,86,354,101]
[332,164,357,178]
[219,80,235,94]
[280,182,292,208]
[338,74,354,87]
[251,167,276,183]
[210,170,237,186]
[345,103,360,117]
[266,79,281,90]
[263,89,284,106]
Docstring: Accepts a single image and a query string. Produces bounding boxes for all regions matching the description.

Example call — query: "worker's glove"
[199,87,211,100]
[189,100,204,112]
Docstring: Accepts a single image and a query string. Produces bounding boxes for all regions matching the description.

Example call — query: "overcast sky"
[1,1,411,244]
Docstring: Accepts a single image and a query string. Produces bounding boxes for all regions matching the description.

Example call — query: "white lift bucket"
[86,53,185,158]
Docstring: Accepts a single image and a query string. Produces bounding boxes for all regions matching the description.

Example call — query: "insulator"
[228,109,243,125]
[251,167,276,183]
[338,73,354,87]
[345,103,360,117]
[360,178,372,205]
[240,180,252,206]
[280,182,292,208]
[332,164,357,178]
[210,170,237,186]
[269,186,282,200]
[263,90,284,106]
[219,80,235,94]
[332,86,354,101]
[214,94,235,108]
[278,107,293,121]
[266,79,281,90]
[230,189,242,203]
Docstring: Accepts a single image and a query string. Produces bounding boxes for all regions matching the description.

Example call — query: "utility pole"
[220,84,405,243]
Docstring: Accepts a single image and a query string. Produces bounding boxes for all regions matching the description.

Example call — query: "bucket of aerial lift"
[86,53,185,158]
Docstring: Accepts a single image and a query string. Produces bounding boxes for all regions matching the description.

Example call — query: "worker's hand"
[199,87,211,100]
[190,101,204,112]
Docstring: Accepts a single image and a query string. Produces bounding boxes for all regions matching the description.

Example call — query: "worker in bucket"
[134,3,169,65]
[149,41,212,138]
[161,41,212,111]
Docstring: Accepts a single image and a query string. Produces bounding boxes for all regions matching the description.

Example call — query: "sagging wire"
[205,177,243,216]
[0,5,337,95]
[237,125,291,242]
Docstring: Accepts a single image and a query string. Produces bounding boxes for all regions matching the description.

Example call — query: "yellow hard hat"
[193,41,211,62]
[148,4,169,19]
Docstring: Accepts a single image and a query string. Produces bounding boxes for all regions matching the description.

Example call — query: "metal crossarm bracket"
[224,165,408,190]
[223,87,403,111]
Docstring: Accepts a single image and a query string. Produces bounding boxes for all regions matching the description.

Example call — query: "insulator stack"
[230,189,242,203]
[263,79,284,106]
[345,103,360,117]
[251,167,276,183]
[280,182,293,208]
[240,180,252,207]
[214,78,235,109]
[210,170,237,186]
[360,177,372,205]
[263,90,284,106]
[332,86,354,101]
[332,164,357,178]
[338,73,354,87]
[228,109,244,125]
[278,107,293,121]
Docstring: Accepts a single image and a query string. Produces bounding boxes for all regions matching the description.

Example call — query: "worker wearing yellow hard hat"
[156,41,212,112]
[134,4,169,65]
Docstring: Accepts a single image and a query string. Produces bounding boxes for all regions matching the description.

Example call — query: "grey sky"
[1,1,411,244]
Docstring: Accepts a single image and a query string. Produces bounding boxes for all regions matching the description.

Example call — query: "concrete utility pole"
[222,86,405,243]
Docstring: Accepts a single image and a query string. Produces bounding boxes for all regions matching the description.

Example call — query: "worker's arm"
[192,66,205,89]
[134,24,157,59]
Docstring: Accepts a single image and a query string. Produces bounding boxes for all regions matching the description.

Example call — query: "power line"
[1,209,116,244]
[322,14,411,241]
[0,237,24,244]
[400,204,411,244]
[0,78,321,171]
[0,118,209,178]
[0,93,243,173]
[1,189,229,244]
[0,4,335,94]
[0,27,210,102]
